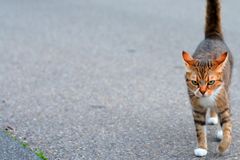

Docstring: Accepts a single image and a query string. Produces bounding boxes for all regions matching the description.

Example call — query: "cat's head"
[182,51,228,97]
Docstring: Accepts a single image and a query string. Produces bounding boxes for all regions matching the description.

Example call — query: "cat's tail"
[205,0,223,40]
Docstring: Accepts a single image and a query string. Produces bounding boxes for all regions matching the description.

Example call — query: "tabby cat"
[182,0,233,157]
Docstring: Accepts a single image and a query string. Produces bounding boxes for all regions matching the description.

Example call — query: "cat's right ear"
[182,51,194,72]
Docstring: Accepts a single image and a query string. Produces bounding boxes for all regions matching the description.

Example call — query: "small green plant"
[20,141,29,148]
[35,149,48,160]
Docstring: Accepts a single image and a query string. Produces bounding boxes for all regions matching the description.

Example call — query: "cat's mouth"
[196,93,209,98]
[194,89,211,98]
[199,94,207,97]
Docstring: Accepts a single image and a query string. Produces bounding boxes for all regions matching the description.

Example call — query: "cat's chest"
[198,96,216,108]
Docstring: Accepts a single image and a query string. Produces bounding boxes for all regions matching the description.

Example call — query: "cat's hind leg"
[207,108,218,125]
[216,122,223,141]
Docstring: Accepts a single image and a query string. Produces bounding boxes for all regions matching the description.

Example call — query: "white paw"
[216,130,223,140]
[207,117,218,125]
[194,148,207,157]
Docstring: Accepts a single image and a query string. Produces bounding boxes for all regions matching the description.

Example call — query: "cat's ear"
[214,52,228,72]
[182,51,195,72]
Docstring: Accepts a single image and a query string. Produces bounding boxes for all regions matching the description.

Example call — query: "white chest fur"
[199,96,216,108]
[198,85,223,108]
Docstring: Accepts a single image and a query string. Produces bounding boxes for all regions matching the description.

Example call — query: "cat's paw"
[217,136,231,153]
[207,117,218,125]
[194,148,207,157]
[216,130,223,140]
[217,143,229,154]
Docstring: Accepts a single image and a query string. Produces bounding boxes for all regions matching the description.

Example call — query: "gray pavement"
[0,130,40,160]
[0,0,240,159]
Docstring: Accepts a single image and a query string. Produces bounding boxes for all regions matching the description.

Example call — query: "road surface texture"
[0,0,240,159]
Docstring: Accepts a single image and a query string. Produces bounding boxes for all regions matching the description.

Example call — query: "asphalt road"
[0,0,240,159]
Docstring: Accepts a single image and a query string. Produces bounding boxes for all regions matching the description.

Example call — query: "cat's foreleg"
[192,107,208,157]
[218,107,232,153]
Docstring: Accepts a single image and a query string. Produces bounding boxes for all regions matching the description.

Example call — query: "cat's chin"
[194,94,211,98]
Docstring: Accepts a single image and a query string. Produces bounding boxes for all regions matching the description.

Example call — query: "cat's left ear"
[182,51,195,72]
[214,52,228,72]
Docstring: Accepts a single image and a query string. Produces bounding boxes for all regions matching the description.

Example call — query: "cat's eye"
[191,80,198,85]
[208,80,215,85]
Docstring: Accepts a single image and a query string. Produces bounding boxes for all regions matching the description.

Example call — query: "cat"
[182,0,233,157]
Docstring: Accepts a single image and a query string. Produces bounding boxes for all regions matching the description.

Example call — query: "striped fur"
[182,0,233,156]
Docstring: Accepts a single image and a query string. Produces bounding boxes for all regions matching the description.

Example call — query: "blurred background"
[0,0,240,159]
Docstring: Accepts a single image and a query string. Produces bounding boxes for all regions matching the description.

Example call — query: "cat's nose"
[199,86,207,95]
[200,90,206,95]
